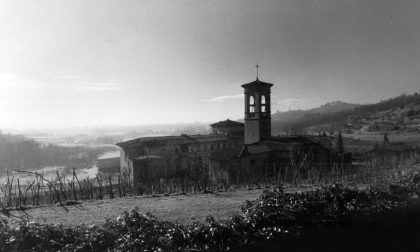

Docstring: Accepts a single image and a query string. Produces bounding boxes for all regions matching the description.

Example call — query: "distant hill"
[307,101,360,114]
[271,101,360,134]
[272,101,358,121]
[271,93,420,135]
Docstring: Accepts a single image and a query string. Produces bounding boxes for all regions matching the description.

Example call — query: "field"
[10,189,264,227]
[9,184,332,227]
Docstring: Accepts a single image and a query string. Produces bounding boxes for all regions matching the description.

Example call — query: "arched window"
[249,96,255,113]
[261,95,266,104]
[261,95,266,113]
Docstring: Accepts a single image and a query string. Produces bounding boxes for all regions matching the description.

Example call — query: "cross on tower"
[255,63,260,79]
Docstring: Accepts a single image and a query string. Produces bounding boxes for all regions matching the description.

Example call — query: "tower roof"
[241,78,273,89]
[210,119,244,127]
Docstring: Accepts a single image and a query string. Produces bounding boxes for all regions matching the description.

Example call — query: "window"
[249,95,255,113]
[261,95,266,112]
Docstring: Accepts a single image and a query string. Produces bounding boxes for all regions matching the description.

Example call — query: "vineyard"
[0,153,417,211]
[0,167,419,251]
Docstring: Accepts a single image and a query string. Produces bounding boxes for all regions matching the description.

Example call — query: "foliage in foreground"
[0,175,419,252]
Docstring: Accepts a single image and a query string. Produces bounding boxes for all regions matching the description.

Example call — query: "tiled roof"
[187,134,228,142]
[210,119,244,127]
[241,78,274,89]
[116,136,187,148]
[238,138,326,158]
[247,144,272,154]
[116,134,228,148]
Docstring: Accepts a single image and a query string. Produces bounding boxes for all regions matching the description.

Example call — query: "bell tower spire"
[241,76,273,144]
[255,63,259,80]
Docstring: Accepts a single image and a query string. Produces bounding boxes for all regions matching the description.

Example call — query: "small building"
[210,119,244,136]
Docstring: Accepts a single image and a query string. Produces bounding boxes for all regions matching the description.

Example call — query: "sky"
[0,0,419,129]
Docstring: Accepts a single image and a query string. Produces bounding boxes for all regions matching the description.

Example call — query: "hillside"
[307,101,360,114]
[271,101,360,134]
[272,101,358,123]
[271,93,420,136]
[0,132,114,175]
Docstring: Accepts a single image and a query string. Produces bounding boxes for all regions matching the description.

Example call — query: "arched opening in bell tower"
[249,95,255,113]
[261,95,266,112]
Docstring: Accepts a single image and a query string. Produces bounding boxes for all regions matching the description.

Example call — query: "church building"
[116,76,332,186]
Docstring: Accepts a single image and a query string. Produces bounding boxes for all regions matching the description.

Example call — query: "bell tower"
[241,78,273,144]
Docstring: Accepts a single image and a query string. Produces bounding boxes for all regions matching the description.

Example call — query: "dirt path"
[10,189,265,227]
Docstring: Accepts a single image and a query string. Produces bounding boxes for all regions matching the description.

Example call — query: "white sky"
[0,0,419,129]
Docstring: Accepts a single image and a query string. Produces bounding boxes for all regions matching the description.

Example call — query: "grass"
[9,189,265,227]
[8,184,332,227]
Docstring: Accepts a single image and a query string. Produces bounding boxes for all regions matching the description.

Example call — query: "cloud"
[202,94,243,102]
[74,82,122,91]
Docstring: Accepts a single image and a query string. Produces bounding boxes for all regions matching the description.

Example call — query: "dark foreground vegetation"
[1,171,419,251]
